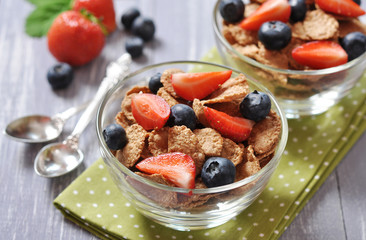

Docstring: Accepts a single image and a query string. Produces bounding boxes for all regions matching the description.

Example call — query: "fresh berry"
[289,0,307,22]
[148,72,163,94]
[121,7,141,29]
[168,104,197,130]
[340,32,366,62]
[131,93,171,130]
[131,16,155,41]
[239,0,291,31]
[47,11,105,66]
[292,41,348,69]
[171,70,232,101]
[125,36,144,58]
[102,124,128,150]
[219,0,245,23]
[47,63,73,90]
[240,90,271,122]
[201,157,236,188]
[258,21,292,50]
[136,152,196,189]
[204,106,255,142]
[315,0,365,17]
[72,0,116,33]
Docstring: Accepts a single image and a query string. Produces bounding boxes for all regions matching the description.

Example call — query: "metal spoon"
[4,102,89,143]
[34,53,131,178]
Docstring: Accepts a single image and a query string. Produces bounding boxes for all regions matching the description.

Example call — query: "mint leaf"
[25,0,72,37]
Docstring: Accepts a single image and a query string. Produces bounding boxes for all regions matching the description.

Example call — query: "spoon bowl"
[34,141,84,178]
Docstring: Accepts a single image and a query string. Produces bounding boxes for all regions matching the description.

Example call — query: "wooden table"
[1,0,365,239]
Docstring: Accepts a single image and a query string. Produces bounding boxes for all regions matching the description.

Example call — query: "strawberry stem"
[80,8,108,36]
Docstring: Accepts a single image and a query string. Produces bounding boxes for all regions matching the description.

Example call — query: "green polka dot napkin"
[54,48,366,240]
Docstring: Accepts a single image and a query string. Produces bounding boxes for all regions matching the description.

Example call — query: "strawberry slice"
[131,93,171,130]
[315,0,365,18]
[171,70,232,101]
[204,107,255,142]
[292,41,348,69]
[136,152,196,189]
[239,0,291,31]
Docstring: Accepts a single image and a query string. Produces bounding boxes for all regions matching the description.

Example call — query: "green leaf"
[25,0,72,37]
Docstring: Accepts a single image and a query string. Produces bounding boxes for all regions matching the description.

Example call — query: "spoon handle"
[70,53,131,139]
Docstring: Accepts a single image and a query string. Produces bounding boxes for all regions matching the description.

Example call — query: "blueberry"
[168,104,197,130]
[131,16,155,42]
[289,0,307,22]
[47,63,73,90]
[353,0,361,5]
[103,124,128,150]
[121,8,141,29]
[125,37,144,58]
[240,90,271,122]
[340,32,366,61]
[201,157,236,188]
[219,0,245,23]
[258,21,292,50]
[148,72,163,93]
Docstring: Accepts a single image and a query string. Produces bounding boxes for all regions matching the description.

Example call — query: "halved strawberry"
[239,0,291,31]
[315,0,365,18]
[131,93,171,130]
[171,70,232,101]
[292,41,348,69]
[204,107,255,142]
[136,152,196,189]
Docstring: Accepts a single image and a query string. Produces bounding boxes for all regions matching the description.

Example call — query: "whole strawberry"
[47,11,105,66]
[72,0,117,33]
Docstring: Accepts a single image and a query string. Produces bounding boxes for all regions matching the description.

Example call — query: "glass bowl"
[213,0,366,118]
[96,61,288,231]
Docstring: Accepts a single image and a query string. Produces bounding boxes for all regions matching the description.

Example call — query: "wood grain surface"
[0,0,365,239]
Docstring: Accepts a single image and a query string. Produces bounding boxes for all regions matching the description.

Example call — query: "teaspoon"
[34,53,131,178]
[4,102,89,143]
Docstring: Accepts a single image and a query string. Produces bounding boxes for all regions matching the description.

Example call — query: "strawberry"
[47,11,105,66]
[136,152,196,189]
[204,106,255,142]
[239,0,291,31]
[292,41,348,69]
[131,93,171,130]
[315,0,365,18]
[171,70,232,101]
[72,0,117,33]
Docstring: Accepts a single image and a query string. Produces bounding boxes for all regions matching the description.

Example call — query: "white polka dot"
[314,175,320,180]
[117,225,122,228]
[92,203,98,208]
[295,201,300,205]
[317,125,322,129]
[188,235,193,239]
[259,233,264,237]
[85,222,89,226]
[99,164,104,169]
[105,190,111,195]
[172,236,176,239]
[294,170,299,174]
[288,161,294,166]
[290,191,295,194]
[221,230,226,233]
[339,106,344,111]
[342,136,347,141]
[307,137,312,141]
[284,215,289,219]
[305,188,310,192]
[350,124,356,129]
[279,174,284,179]
[274,195,279,199]
[327,139,333,143]
[322,132,327,137]
[362,89,366,94]
[284,183,290,187]
[247,213,253,217]
[73,190,78,195]
[237,227,242,231]
[76,203,81,207]
[304,156,308,161]
[300,178,305,182]
[345,113,350,118]
[86,177,91,182]
[102,177,107,182]
[309,164,314,169]
[280,203,285,207]
[96,214,102,218]
[337,128,342,132]
[331,120,336,125]
[109,203,114,207]
[102,226,106,230]
[302,126,308,131]
[289,127,293,132]
[113,214,118,218]
[138,234,144,238]
[264,208,269,212]
[274,230,279,234]
[89,190,94,195]
[155,235,160,239]
[284,150,288,155]
[258,199,263,203]
[134,224,139,228]
[150,225,156,228]
[318,150,323,155]
[204,232,210,236]
[293,137,298,142]
[353,100,358,105]
[61,203,65,207]
[268,187,274,191]
[125,202,131,207]
[129,214,135,218]
[298,149,303,154]
[313,143,318,148]
[269,218,274,222]
[253,222,258,226]
[357,111,363,116]
[324,162,329,166]
[81,216,85,220]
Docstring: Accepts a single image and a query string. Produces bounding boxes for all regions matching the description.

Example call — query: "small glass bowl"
[213,0,366,118]
[96,61,288,231]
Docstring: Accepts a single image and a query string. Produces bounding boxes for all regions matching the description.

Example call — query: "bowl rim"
[96,60,288,194]
[212,0,366,76]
